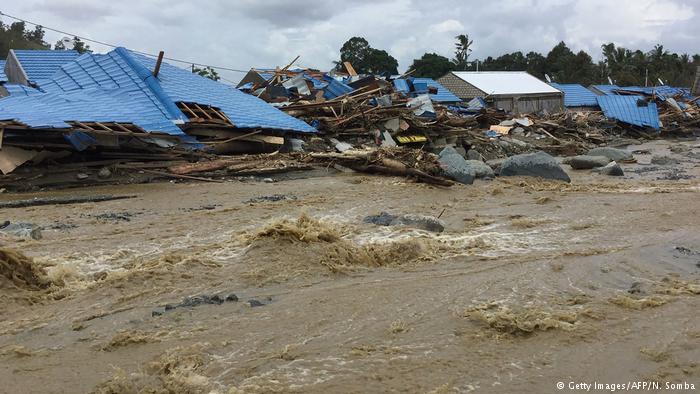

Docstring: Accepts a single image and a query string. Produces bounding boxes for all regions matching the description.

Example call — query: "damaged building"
[0,48,315,174]
[437,71,564,114]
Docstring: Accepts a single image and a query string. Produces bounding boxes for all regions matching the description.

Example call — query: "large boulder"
[587,147,633,162]
[567,155,611,169]
[438,146,475,184]
[465,160,495,179]
[500,151,571,182]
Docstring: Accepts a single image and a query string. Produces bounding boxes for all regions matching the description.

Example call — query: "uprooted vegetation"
[463,302,583,335]
[237,214,445,285]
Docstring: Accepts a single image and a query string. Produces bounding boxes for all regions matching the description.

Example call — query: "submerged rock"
[364,212,445,233]
[567,155,611,169]
[499,151,571,182]
[594,161,624,176]
[0,222,42,240]
[587,147,633,162]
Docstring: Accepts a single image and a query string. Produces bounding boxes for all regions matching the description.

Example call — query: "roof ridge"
[114,47,186,122]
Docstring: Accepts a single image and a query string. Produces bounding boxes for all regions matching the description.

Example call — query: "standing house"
[437,71,564,114]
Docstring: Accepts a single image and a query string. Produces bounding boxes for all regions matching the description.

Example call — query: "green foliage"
[0,21,50,58]
[453,34,473,71]
[336,36,399,75]
[410,53,454,79]
[54,36,91,53]
[192,65,220,81]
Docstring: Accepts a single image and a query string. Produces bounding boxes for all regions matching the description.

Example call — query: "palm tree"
[453,34,473,71]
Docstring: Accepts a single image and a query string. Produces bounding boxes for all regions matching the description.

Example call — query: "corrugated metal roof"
[411,78,461,102]
[322,75,354,99]
[597,95,660,129]
[393,78,461,102]
[2,84,43,96]
[11,50,80,82]
[451,71,560,95]
[549,83,599,107]
[0,47,315,134]
[393,78,410,93]
[131,52,315,133]
[589,85,620,95]
[0,60,7,82]
[0,87,185,134]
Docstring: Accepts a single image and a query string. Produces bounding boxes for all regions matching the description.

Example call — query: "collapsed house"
[0,48,315,174]
[437,71,564,114]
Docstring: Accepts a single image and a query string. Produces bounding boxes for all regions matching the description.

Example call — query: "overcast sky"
[3,0,698,83]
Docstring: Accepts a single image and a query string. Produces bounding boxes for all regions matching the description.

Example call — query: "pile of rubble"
[1,51,699,191]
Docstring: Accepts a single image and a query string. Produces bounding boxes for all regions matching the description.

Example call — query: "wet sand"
[1,140,699,393]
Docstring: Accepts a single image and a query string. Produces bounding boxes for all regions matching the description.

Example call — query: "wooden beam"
[153,51,164,78]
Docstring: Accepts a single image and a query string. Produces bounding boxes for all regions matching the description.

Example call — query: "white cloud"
[1,0,697,82]
[430,19,465,33]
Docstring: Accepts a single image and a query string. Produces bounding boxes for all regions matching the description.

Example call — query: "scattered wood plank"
[0,194,137,209]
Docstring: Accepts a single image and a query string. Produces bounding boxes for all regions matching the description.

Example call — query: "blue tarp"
[549,83,599,107]
[597,95,660,129]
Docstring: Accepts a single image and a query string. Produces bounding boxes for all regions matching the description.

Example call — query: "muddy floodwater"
[1,140,699,393]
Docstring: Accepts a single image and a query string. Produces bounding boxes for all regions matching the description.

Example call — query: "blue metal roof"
[394,78,461,103]
[0,47,314,135]
[11,50,80,82]
[549,83,599,107]
[590,84,621,95]
[597,95,660,129]
[2,84,43,96]
[616,85,691,101]
[0,60,7,83]
[131,53,315,133]
[393,78,410,93]
[322,75,354,99]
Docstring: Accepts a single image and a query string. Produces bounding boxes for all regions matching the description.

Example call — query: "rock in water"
[464,160,495,179]
[587,147,633,162]
[595,161,624,176]
[438,146,475,184]
[500,151,571,182]
[363,212,445,233]
[567,155,611,169]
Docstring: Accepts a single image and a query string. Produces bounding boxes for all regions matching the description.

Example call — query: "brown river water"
[1,140,699,393]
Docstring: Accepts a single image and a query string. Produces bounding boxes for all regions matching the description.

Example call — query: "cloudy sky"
[3,0,697,83]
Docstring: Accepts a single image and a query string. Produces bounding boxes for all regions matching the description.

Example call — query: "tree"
[72,37,90,54]
[192,65,220,81]
[336,37,398,75]
[452,34,473,70]
[0,21,50,58]
[54,36,91,53]
[409,53,454,79]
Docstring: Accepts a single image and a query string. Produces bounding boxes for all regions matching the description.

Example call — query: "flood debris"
[463,302,580,335]
[2,50,697,191]
[153,293,239,316]
[0,194,137,209]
